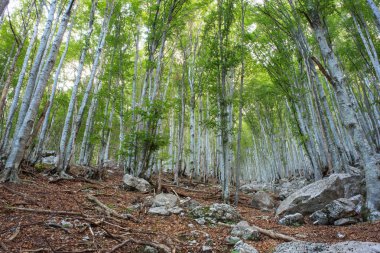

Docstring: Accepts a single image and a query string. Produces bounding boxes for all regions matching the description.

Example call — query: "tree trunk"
[1,0,76,183]
[308,5,380,220]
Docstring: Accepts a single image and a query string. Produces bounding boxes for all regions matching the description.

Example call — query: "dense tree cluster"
[0,0,379,220]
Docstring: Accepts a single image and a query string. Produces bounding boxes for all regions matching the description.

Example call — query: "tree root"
[86,194,139,223]
[108,238,171,253]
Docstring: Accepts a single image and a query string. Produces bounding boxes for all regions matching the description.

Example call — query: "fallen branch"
[217,222,299,242]
[6,222,21,241]
[86,194,139,223]
[2,206,83,216]
[108,238,171,253]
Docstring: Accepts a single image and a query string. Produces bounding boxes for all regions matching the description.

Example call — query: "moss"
[34,163,51,172]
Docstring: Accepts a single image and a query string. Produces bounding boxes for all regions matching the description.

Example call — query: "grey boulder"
[278,213,304,226]
[276,174,361,217]
[123,174,152,193]
[191,203,241,222]
[233,241,259,253]
[251,191,276,211]
[152,193,178,208]
[231,221,260,241]
[273,241,380,253]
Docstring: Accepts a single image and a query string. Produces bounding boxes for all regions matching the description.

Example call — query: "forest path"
[0,168,379,252]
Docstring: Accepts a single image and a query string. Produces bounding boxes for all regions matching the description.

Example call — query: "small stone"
[202,245,213,252]
[188,240,197,245]
[233,241,259,253]
[168,206,183,214]
[278,213,304,226]
[231,221,260,241]
[148,206,170,216]
[225,236,241,245]
[82,235,90,241]
[195,217,206,225]
[336,232,346,239]
[143,246,158,253]
[60,220,73,228]
[334,217,358,226]
[310,210,329,225]
[188,223,195,228]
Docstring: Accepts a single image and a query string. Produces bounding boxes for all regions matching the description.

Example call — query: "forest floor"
[0,167,379,253]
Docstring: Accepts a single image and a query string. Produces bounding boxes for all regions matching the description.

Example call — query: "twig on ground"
[21,248,49,252]
[2,206,83,216]
[108,238,171,253]
[86,194,139,223]
[6,222,21,241]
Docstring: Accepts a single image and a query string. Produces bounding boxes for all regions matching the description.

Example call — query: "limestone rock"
[310,210,329,225]
[152,193,178,208]
[333,217,359,226]
[251,191,275,211]
[240,182,272,194]
[278,213,304,226]
[276,174,361,217]
[231,221,260,241]
[143,246,158,253]
[123,174,152,193]
[325,198,356,221]
[191,203,241,223]
[148,206,170,216]
[233,241,259,253]
[273,241,380,253]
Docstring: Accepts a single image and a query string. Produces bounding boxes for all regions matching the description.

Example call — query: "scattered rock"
[148,206,170,216]
[191,203,241,223]
[276,174,362,216]
[278,213,304,226]
[251,191,275,211]
[225,236,241,245]
[201,245,213,252]
[310,210,329,225]
[123,174,152,193]
[336,232,346,239]
[195,217,206,225]
[152,193,179,208]
[143,246,158,253]
[233,241,259,253]
[240,182,272,194]
[334,217,359,226]
[349,194,364,214]
[273,241,380,253]
[325,198,356,221]
[168,206,183,214]
[180,197,201,210]
[231,221,260,241]
[60,220,73,228]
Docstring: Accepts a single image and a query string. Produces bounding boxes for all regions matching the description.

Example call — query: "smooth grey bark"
[79,79,102,166]
[308,5,380,220]
[60,1,114,174]
[0,0,9,18]
[0,0,44,153]
[1,0,76,182]
[57,0,98,174]
[13,0,58,142]
[235,0,245,205]
[33,17,75,164]
[366,0,380,34]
